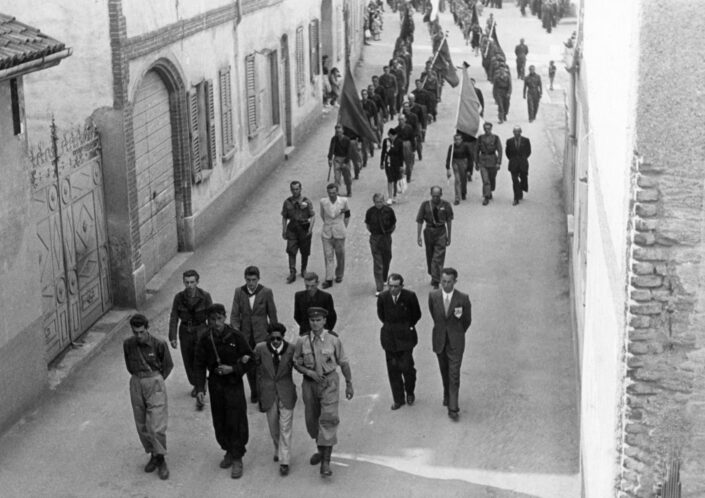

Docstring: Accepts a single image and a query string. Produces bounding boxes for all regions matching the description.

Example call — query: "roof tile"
[0,13,66,70]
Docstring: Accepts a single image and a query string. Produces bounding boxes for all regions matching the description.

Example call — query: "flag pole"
[448,67,465,174]
[484,20,496,58]
[422,30,449,87]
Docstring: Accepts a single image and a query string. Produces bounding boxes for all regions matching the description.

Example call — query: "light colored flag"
[429,0,440,22]
[456,69,482,137]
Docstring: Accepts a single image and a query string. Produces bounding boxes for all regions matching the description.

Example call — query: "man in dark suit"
[231,266,278,403]
[254,323,297,476]
[505,126,532,205]
[377,273,422,410]
[293,272,337,336]
[428,267,472,421]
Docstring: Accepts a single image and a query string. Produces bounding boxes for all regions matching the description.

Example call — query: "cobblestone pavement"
[0,6,579,498]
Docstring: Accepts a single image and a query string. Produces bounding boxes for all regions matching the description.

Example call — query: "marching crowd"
[122,0,559,485]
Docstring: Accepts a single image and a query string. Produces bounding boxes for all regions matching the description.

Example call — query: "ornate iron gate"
[30,119,112,362]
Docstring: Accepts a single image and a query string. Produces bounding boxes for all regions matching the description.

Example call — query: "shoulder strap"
[208,329,222,364]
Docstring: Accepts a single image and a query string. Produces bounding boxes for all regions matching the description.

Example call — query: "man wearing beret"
[254,323,297,476]
[293,307,354,477]
[194,304,254,479]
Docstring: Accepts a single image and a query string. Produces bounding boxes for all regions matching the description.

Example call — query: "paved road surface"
[0,6,579,498]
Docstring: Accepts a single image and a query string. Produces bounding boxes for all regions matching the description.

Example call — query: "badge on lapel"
[454,306,463,318]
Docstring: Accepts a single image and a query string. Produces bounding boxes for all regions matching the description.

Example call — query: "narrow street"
[0,6,579,498]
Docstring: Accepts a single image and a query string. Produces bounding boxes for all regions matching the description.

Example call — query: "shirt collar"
[442,289,454,300]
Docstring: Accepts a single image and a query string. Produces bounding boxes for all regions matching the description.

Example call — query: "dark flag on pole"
[338,64,377,143]
[432,35,460,87]
[471,4,479,26]
[490,22,505,58]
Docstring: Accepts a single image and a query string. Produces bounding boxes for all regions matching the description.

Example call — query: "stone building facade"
[566,0,705,496]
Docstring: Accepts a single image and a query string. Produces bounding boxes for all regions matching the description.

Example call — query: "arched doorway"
[132,70,179,281]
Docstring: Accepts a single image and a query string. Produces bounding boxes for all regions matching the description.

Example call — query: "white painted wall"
[0,0,113,139]
[577,0,641,496]
[122,0,232,38]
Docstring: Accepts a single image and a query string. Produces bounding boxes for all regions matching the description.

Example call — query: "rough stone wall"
[618,2,705,497]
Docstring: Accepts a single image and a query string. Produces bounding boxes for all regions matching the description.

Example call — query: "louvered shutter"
[296,26,305,105]
[309,19,320,81]
[219,67,234,154]
[205,79,217,167]
[246,54,257,137]
[188,89,202,183]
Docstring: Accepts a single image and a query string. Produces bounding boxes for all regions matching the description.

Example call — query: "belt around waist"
[425,225,445,229]
[304,370,338,380]
[133,370,161,378]
[480,153,496,156]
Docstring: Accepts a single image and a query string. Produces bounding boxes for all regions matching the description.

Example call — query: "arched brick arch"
[129,57,192,255]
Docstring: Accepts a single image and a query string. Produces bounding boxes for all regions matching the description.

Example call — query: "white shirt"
[442,289,454,313]
[247,289,256,309]
[320,196,350,239]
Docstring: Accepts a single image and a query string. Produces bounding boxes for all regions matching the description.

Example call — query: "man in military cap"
[168,269,212,408]
[194,304,254,479]
[293,307,354,477]
[123,314,173,480]
[475,122,503,205]
[523,65,543,122]
[416,187,454,289]
[282,181,315,284]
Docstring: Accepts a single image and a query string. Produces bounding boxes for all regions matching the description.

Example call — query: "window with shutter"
[219,67,235,157]
[188,89,203,184]
[270,50,280,126]
[205,79,217,167]
[309,19,320,81]
[295,26,305,106]
[246,54,258,137]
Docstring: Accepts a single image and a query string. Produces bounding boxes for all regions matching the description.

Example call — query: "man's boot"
[286,269,296,284]
[310,445,323,465]
[320,446,333,477]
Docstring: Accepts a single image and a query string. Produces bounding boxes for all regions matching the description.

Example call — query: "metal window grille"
[309,19,320,81]
[295,26,305,105]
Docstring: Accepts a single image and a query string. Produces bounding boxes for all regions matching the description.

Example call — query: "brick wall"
[620,155,701,497]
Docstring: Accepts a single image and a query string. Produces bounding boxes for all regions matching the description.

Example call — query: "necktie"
[444,294,450,315]
[393,295,398,304]
[272,351,280,371]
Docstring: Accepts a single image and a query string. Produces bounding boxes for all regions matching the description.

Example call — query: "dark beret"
[207,303,227,316]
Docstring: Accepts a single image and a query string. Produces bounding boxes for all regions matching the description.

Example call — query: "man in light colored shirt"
[319,183,351,289]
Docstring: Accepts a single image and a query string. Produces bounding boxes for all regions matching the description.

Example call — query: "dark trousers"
[516,59,526,79]
[208,377,249,458]
[370,233,392,292]
[286,225,311,273]
[179,324,207,387]
[385,350,416,405]
[436,337,463,413]
[527,93,540,121]
[423,227,447,284]
[493,87,511,121]
[480,165,498,198]
[511,170,528,200]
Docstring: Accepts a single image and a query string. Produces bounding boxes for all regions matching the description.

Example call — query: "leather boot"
[320,446,332,477]
[286,270,296,284]
[310,445,323,465]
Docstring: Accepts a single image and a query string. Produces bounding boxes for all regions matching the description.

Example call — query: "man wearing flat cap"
[254,323,297,476]
[194,304,254,479]
[293,307,354,477]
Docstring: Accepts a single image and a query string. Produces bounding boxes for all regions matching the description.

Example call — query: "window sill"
[194,169,213,185]
[222,147,236,162]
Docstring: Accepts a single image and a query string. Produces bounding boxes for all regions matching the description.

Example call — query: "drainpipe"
[0,48,73,81]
